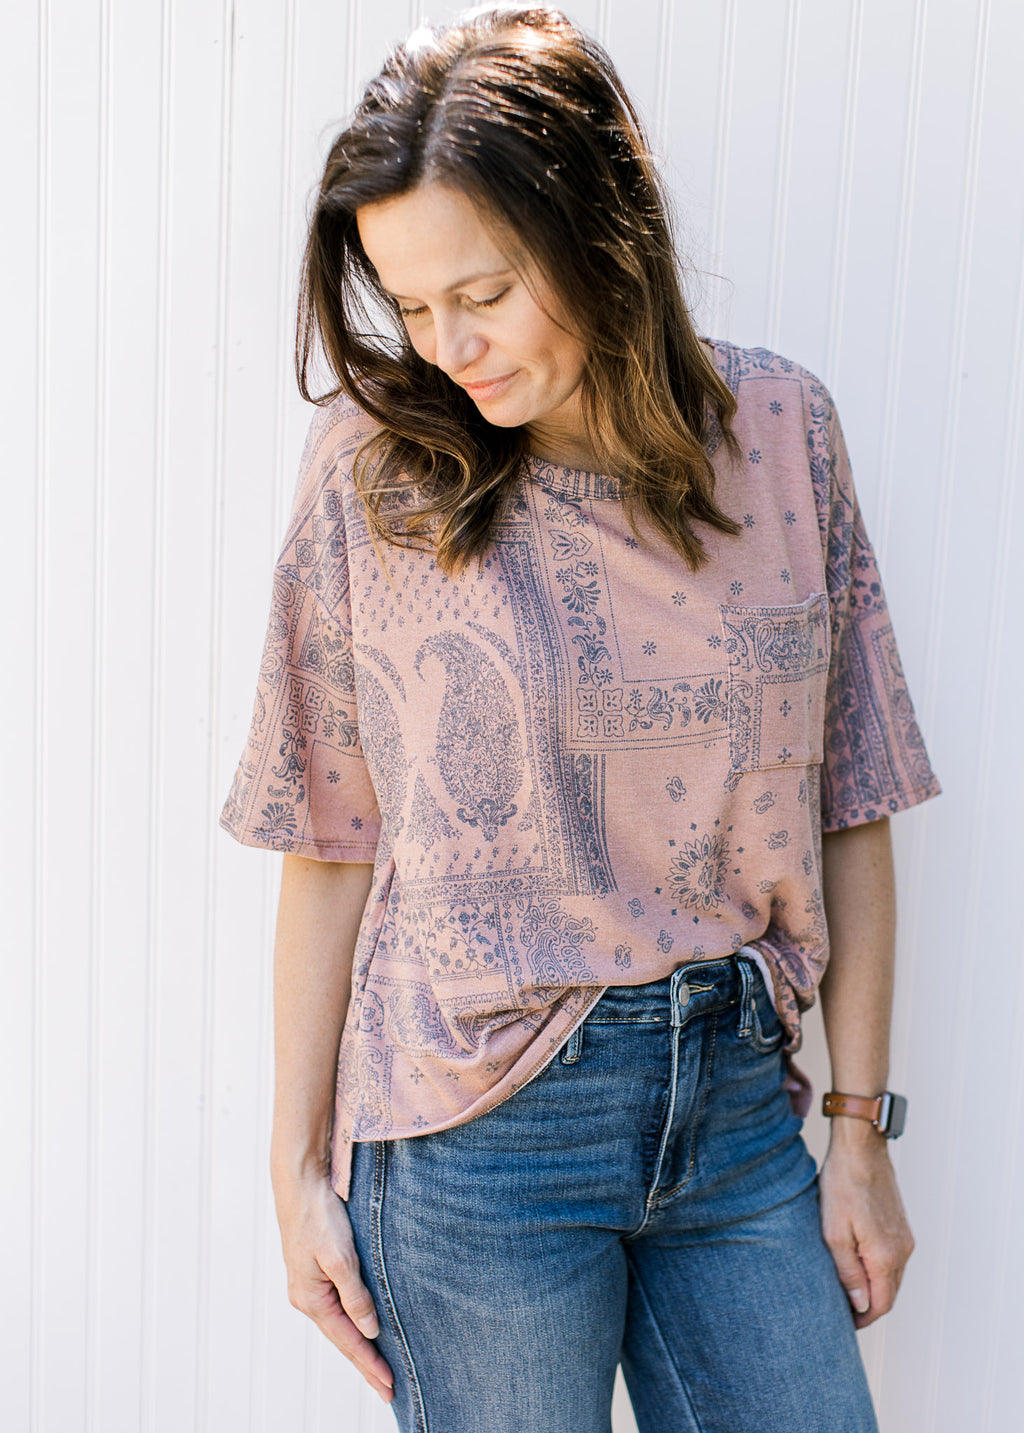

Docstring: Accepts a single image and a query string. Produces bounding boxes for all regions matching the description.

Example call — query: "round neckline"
[522,451,623,501]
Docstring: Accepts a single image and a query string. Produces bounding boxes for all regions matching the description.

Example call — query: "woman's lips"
[461,371,519,400]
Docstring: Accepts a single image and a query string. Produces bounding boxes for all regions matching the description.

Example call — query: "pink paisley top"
[220,338,941,1201]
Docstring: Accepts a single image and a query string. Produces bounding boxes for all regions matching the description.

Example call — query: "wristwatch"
[821,1090,907,1138]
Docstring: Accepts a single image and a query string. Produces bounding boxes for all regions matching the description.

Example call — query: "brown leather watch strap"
[821,1091,884,1124]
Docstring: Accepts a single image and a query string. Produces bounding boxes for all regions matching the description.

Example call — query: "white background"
[3,2,1022,1430]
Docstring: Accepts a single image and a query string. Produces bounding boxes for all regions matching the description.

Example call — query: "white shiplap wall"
[3,2,1022,1431]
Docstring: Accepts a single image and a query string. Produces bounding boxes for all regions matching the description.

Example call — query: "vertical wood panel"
[4,3,1022,1431]
[1,0,46,1428]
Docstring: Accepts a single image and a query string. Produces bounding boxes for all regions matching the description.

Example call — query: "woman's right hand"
[272,1167,395,1404]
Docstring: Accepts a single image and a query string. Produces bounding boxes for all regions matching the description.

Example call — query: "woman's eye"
[397,287,509,319]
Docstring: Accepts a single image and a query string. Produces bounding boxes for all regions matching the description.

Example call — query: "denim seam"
[370,1140,430,1433]
[585,1015,667,1025]
[624,1021,683,1240]
[651,1014,720,1206]
[622,1245,709,1433]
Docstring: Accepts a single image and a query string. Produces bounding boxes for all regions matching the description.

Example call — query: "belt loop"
[736,956,755,1037]
[560,1022,584,1064]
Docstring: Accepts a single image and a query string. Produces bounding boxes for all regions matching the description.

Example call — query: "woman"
[220,7,941,1430]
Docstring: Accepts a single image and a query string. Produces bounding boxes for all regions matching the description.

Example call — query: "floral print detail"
[767,830,789,850]
[743,514,756,529]
[621,681,709,736]
[548,527,592,560]
[784,510,797,526]
[642,640,657,655]
[577,686,625,738]
[614,943,632,968]
[657,930,674,953]
[707,633,722,649]
[351,816,363,829]
[557,564,602,615]
[692,679,728,725]
[672,591,687,605]
[748,449,762,464]
[769,400,783,414]
[666,776,686,802]
[719,594,830,773]
[628,898,645,918]
[781,569,791,583]
[254,800,297,848]
[730,581,743,595]
[753,791,776,814]
[667,830,731,912]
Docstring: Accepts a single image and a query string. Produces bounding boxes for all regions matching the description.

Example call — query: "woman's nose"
[432,315,487,378]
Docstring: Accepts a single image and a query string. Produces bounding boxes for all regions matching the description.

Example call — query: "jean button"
[677,982,691,1006]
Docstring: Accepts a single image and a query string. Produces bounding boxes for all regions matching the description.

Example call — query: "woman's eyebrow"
[382,267,514,300]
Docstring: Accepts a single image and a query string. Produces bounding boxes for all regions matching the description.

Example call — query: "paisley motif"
[513,894,597,984]
[353,666,407,835]
[414,633,524,841]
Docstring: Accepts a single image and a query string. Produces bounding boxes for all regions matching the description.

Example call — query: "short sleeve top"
[219,338,942,1200]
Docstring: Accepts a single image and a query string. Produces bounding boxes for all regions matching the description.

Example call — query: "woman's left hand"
[817,1126,915,1329]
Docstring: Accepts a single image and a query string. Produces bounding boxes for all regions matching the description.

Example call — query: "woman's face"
[356,182,592,462]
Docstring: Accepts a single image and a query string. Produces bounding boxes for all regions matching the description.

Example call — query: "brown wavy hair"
[297,3,742,574]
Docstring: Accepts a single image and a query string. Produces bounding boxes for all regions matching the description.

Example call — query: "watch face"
[882,1093,907,1138]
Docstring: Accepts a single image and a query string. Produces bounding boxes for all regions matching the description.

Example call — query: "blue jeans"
[346,953,879,1433]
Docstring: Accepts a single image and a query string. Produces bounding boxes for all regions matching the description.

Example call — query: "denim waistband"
[586,951,758,1027]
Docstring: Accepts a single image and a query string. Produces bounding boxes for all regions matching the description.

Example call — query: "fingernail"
[357,1314,379,1338]
[849,1288,869,1314]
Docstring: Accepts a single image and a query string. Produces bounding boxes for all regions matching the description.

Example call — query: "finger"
[865,1254,904,1318]
[295,1278,395,1392]
[322,1255,380,1340]
[313,1297,396,1394]
[824,1233,871,1316]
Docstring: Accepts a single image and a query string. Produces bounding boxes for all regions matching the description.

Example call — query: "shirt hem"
[218,811,379,860]
[332,983,610,1202]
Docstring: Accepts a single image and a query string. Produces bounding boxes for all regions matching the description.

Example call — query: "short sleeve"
[807,377,943,831]
[219,400,382,861]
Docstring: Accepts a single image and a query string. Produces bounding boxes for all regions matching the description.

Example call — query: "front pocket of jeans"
[718,592,831,773]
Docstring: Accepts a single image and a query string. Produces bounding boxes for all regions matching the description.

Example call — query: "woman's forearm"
[816,815,915,1326]
[818,817,896,1130]
[269,854,375,1184]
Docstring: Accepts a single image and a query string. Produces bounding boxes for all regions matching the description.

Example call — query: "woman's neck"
[524,419,603,473]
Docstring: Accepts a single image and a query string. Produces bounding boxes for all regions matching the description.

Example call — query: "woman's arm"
[816,816,915,1329]
[269,853,395,1403]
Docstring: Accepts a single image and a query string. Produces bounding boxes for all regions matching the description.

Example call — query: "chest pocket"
[718,591,831,773]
